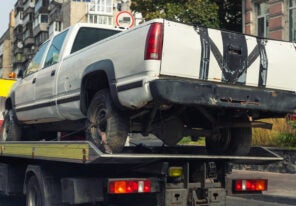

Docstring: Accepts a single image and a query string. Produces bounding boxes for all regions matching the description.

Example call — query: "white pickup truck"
[2,19,296,154]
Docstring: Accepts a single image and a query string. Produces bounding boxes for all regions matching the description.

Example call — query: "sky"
[0,0,17,37]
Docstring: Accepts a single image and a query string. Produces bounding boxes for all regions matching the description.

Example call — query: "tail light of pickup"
[145,23,164,60]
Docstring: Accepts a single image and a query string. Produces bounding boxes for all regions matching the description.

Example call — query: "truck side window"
[44,30,68,67]
[71,27,121,53]
[25,41,49,76]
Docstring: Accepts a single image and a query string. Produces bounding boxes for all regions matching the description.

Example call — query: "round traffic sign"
[115,11,135,28]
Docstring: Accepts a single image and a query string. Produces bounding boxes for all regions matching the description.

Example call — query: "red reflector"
[233,179,267,192]
[145,22,164,60]
[108,179,151,194]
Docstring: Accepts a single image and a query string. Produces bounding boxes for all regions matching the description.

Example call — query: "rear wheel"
[206,126,252,155]
[26,176,43,206]
[0,110,21,141]
[86,89,128,153]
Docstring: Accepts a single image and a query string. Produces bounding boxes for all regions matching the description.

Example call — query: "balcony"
[33,14,49,36]
[24,37,34,47]
[15,12,23,28]
[35,0,49,13]
[13,53,23,63]
[49,9,63,23]
[14,0,24,10]
[24,0,35,12]
[23,13,34,26]
[87,1,113,15]
[23,29,34,47]
[33,23,48,36]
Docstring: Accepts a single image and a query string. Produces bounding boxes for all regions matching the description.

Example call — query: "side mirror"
[17,70,24,79]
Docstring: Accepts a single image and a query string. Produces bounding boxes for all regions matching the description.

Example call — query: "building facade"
[0,11,15,79]
[243,0,296,41]
[1,0,137,78]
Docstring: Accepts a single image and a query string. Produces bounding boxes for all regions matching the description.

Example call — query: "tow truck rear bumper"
[149,79,296,114]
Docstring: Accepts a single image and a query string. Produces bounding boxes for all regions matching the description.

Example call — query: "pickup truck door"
[14,41,50,122]
[33,30,68,123]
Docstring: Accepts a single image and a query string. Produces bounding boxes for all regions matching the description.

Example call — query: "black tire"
[26,176,43,206]
[0,110,21,141]
[86,89,128,153]
[206,127,252,155]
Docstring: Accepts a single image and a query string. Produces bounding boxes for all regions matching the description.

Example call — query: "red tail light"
[286,113,296,121]
[145,23,164,60]
[108,179,151,194]
[233,179,267,192]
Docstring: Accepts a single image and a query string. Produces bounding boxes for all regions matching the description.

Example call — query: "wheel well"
[81,70,109,115]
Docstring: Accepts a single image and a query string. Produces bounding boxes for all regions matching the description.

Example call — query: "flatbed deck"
[0,141,283,165]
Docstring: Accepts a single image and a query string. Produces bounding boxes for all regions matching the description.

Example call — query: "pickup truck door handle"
[51,70,56,76]
[32,78,36,84]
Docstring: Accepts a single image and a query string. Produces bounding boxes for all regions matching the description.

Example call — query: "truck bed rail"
[0,141,283,165]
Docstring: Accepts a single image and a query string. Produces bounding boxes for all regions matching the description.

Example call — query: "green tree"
[131,0,220,28]
[131,0,242,31]
[215,0,242,32]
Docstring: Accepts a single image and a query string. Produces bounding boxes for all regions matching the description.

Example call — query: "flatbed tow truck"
[0,140,282,206]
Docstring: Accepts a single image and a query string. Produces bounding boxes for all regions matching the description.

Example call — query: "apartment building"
[243,0,296,41]
[0,11,15,79]
[1,0,135,78]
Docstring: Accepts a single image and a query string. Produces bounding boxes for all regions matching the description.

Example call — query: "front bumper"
[149,79,296,114]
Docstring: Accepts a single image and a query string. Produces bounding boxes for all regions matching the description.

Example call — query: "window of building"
[44,30,68,67]
[71,27,120,53]
[41,14,49,23]
[88,0,113,15]
[256,2,269,38]
[25,41,49,76]
[289,0,296,41]
[88,14,112,25]
[55,21,63,32]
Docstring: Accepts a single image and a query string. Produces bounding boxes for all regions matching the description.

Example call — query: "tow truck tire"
[26,176,43,206]
[86,89,128,153]
[0,110,21,141]
[206,127,252,156]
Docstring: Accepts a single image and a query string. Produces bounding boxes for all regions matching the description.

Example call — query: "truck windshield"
[71,27,121,53]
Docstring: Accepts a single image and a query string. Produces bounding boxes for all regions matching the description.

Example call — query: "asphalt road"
[1,170,295,206]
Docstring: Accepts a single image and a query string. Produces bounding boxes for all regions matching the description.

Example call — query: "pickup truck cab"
[2,19,296,154]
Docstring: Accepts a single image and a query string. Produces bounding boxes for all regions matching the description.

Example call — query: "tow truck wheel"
[206,127,252,155]
[0,110,21,141]
[86,89,128,154]
[26,176,43,206]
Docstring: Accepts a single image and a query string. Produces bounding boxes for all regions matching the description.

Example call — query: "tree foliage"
[131,0,242,31]
[215,0,242,32]
[131,0,220,28]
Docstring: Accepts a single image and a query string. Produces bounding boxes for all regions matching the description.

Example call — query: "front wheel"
[206,126,252,155]
[0,110,21,141]
[86,89,128,153]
